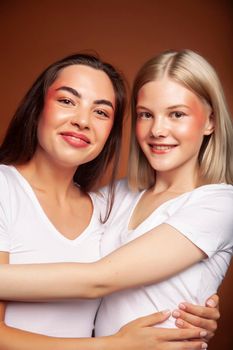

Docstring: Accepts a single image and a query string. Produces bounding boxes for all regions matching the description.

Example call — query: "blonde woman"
[0,50,229,349]
[94,49,233,336]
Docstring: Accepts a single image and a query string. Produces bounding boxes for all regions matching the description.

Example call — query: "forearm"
[0,323,115,350]
[0,262,99,301]
[0,224,205,301]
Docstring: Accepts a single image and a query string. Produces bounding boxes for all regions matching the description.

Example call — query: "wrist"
[94,334,121,350]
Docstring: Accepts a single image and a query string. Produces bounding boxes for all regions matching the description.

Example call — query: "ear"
[204,112,215,136]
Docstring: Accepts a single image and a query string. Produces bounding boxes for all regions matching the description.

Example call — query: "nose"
[71,108,90,130]
[150,116,169,138]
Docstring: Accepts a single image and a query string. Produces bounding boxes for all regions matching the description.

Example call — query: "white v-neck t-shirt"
[0,164,103,337]
[95,179,233,335]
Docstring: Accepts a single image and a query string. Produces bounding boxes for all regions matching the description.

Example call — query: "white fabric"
[95,179,233,335]
[0,164,103,337]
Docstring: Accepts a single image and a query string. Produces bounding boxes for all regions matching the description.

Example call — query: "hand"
[112,310,208,350]
[172,294,220,341]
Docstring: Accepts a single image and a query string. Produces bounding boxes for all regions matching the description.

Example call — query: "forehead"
[138,78,190,98]
[49,64,116,102]
[137,77,208,109]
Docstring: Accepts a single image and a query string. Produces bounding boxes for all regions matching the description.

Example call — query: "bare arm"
[0,298,209,350]
[0,252,208,350]
[0,252,98,350]
[0,224,205,300]
[0,227,220,342]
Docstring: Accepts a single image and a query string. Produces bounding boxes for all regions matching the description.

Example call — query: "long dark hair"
[0,53,127,220]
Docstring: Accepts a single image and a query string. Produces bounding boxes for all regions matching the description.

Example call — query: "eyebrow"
[94,99,114,110]
[56,86,81,98]
[136,105,150,110]
[167,104,190,110]
[55,86,114,110]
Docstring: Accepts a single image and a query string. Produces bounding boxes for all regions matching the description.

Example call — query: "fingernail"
[200,331,207,337]
[176,319,184,326]
[179,303,186,310]
[172,310,180,318]
[207,299,216,307]
[162,309,171,315]
[201,343,208,349]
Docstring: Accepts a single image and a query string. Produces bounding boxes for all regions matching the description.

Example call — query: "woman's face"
[36,64,115,169]
[135,77,214,175]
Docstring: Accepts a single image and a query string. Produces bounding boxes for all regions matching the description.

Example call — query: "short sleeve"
[0,172,11,252]
[94,179,131,221]
[165,185,233,257]
[93,179,140,232]
[91,184,110,222]
[97,179,129,203]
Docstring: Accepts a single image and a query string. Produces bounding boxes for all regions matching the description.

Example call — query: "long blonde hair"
[128,49,233,191]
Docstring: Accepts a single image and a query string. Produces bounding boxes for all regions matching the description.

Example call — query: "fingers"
[173,308,217,329]
[178,301,220,320]
[165,340,208,350]
[173,317,214,341]
[119,317,208,350]
[157,327,208,341]
[172,308,217,341]
[132,310,171,327]
[205,294,219,309]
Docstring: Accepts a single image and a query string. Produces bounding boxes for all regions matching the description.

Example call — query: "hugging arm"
[0,192,228,341]
[2,189,231,299]
[0,251,210,350]
[0,268,210,350]
[2,185,232,299]
[0,227,220,340]
[0,312,209,350]
[0,223,210,299]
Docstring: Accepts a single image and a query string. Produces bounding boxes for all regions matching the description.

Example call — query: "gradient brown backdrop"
[0,0,233,348]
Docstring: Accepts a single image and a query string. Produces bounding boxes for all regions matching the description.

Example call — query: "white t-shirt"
[0,164,103,337]
[95,179,233,335]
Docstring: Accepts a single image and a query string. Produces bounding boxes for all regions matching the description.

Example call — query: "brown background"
[0,0,233,348]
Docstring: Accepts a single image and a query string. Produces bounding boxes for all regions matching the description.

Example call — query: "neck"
[15,154,79,201]
[152,162,204,194]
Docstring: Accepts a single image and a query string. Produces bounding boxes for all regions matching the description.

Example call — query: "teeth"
[152,145,173,150]
[69,136,86,142]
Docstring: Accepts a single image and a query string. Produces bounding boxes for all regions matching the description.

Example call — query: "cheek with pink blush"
[135,120,150,141]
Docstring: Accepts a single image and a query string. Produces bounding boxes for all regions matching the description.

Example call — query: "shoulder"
[0,164,24,193]
[168,183,233,220]
[0,164,18,180]
[115,178,136,198]
[0,165,15,223]
[166,183,233,254]
[112,178,140,206]
[93,178,139,204]
[0,164,14,191]
[91,178,141,222]
[0,164,26,207]
[187,183,233,209]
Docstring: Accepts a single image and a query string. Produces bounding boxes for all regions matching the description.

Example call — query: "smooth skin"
[0,76,220,349]
[0,67,214,350]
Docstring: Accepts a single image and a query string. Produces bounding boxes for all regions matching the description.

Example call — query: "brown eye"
[95,109,110,118]
[137,111,152,119]
[58,98,75,106]
[170,111,185,119]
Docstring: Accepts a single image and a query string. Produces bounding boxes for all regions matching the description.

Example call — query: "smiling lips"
[60,131,91,148]
[149,143,177,154]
